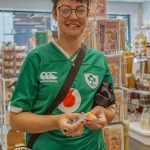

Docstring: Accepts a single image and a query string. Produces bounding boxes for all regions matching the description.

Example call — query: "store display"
[1,44,26,78]
[35,30,51,47]
[7,129,26,150]
[140,107,150,131]
[106,54,122,87]
[103,124,124,150]
[82,20,95,48]
[89,0,107,20]
[112,89,124,123]
[133,34,147,57]
[0,77,18,150]
[96,19,125,52]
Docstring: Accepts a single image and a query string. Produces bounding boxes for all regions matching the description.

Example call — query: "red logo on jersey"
[58,88,81,113]
[63,89,75,107]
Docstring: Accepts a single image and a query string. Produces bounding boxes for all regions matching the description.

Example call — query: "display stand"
[0,77,26,150]
[130,121,150,145]
[124,54,150,145]
[0,77,17,150]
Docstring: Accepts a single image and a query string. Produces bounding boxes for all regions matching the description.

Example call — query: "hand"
[57,113,86,137]
[86,106,107,130]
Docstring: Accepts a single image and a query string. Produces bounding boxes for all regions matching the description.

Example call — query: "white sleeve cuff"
[8,105,23,113]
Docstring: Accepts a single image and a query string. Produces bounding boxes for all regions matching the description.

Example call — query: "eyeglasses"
[56,5,89,18]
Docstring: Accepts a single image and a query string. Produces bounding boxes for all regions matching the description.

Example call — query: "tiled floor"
[129,137,150,150]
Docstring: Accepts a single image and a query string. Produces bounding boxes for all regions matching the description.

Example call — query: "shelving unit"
[124,55,150,146]
[130,121,150,145]
[0,77,17,150]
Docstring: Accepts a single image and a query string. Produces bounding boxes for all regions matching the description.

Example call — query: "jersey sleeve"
[9,51,40,113]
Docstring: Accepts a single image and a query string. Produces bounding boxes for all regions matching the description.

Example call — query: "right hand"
[57,113,86,137]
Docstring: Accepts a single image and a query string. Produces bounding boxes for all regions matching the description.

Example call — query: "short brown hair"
[51,0,91,9]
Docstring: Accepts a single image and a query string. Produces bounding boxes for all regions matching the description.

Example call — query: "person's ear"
[52,9,57,21]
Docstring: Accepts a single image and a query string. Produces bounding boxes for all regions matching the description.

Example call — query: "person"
[9,0,116,149]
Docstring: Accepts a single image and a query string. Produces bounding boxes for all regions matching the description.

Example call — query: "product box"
[35,30,50,47]
[82,20,95,48]
[96,19,125,52]
[103,124,124,150]
[106,54,122,87]
[7,129,26,150]
[88,0,107,20]
[112,89,124,123]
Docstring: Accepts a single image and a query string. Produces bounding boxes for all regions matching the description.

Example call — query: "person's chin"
[66,31,81,37]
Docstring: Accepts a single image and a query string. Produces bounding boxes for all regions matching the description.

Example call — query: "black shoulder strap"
[27,43,87,149]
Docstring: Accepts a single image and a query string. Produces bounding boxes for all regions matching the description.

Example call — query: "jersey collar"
[51,39,80,61]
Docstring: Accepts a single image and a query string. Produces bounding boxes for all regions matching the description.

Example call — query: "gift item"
[7,129,26,150]
[112,90,124,123]
[35,30,50,47]
[82,20,95,48]
[1,44,27,78]
[141,107,150,131]
[96,19,125,52]
[88,0,107,20]
[106,54,122,87]
[132,34,146,56]
[103,124,124,150]
[77,112,97,121]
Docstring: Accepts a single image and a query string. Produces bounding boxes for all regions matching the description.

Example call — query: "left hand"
[85,106,107,130]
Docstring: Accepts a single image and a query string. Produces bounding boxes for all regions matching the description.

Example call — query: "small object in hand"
[77,112,97,121]
[86,112,97,119]
[63,127,69,132]
[77,114,87,121]
[70,118,77,124]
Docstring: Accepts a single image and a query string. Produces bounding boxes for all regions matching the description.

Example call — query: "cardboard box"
[96,19,125,52]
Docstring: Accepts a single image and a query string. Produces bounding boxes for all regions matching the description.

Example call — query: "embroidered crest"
[84,73,99,89]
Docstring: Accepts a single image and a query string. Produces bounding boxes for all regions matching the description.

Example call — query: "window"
[0,10,54,51]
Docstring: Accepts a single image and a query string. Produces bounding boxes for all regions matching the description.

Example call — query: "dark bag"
[93,80,116,108]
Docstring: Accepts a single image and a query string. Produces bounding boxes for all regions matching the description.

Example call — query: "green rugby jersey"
[10,41,113,150]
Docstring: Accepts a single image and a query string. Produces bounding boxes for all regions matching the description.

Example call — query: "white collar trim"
[51,39,70,58]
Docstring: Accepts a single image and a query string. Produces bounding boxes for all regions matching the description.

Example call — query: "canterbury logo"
[40,72,57,83]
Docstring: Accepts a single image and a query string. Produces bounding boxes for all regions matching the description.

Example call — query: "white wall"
[141,2,150,42]
[143,2,150,24]
[107,1,142,43]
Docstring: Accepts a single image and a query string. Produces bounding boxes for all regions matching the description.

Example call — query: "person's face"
[52,0,88,38]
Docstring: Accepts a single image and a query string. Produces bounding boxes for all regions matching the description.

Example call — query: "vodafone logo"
[40,72,57,83]
[58,88,81,113]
